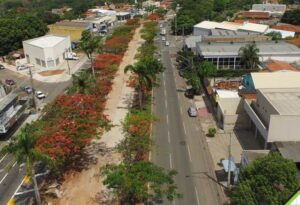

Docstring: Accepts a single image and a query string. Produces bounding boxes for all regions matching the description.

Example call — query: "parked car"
[185,88,201,99]
[0,64,5,70]
[162,36,166,41]
[188,107,198,117]
[35,91,46,99]
[22,85,33,94]
[65,52,79,60]
[16,65,28,71]
[165,41,169,46]
[5,79,15,86]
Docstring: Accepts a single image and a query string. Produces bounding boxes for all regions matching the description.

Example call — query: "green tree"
[68,71,97,94]
[281,9,300,25]
[125,62,156,109]
[199,60,217,79]
[155,7,167,17]
[232,153,299,205]
[102,161,181,204]
[1,125,53,205]
[0,14,48,58]
[238,43,260,69]
[145,5,156,13]
[37,11,60,24]
[266,31,282,40]
[172,14,195,35]
[79,30,102,76]
[117,109,154,163]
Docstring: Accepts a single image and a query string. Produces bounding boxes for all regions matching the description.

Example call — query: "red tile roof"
[272,25,300,33]
[234,19,258,24]
[287,38,300,47]
[266,60,298,72]
[240,11,270,19]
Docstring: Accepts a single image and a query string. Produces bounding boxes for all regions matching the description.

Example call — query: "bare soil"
[38,69,64,76]
[44,23,144,205]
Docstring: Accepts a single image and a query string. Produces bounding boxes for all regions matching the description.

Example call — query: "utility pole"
[28,66,36,111]
[65,49,71,75]
[227,132,232,190]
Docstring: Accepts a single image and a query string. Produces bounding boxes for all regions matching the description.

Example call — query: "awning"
[222,159,237,172]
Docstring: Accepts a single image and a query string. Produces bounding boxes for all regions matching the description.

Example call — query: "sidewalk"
[194,95,243,171]
[1,53,88,83]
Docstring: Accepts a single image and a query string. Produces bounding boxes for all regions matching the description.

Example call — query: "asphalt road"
[151,22,224,205]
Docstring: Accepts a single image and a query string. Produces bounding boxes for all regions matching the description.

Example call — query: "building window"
[47,60,55,68]
[26,54,30,63]
[55,58,60,66]
[35,58,41,65]
[41,60,46,67]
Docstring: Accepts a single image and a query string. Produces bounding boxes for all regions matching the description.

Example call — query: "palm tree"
[238,43,260,70]
[69,71,96,94]
[125,62,155,109]
[79,30,102,76]
[1,125,51,205]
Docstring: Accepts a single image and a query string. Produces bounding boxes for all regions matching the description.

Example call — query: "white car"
[16,65,28,71]
[165,41,170,46]
[188,107,198,117]
[35,91,46,99]
[162,36,166,41]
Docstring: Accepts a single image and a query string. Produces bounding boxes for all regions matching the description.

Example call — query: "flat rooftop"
[0,93,17,112]
[275,141,300,163]
[24,35,67,48]
[197,41,300,56]
[259,88,300,115]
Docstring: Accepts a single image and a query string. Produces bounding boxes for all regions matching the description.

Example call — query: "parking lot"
[0,68,71,110]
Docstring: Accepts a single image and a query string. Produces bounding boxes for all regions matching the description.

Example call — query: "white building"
[23,35,71,69]
[193,21,269,36]
[244,88,300,148]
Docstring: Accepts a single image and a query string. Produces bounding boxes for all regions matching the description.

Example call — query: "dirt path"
[46,24,144,205]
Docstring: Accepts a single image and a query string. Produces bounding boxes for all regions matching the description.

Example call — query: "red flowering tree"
[147,14,160,21]
[103,36,131,54]
[95,53,123,70]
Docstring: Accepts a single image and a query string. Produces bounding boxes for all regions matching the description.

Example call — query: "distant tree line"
[172,0,261,34]
[0,13,48,57]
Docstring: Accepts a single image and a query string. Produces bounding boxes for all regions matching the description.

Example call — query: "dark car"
[185,88,202,99]
[22,85,33,94]
[0,64,5,70]
[5,79,15,86]
[185,89,195,99]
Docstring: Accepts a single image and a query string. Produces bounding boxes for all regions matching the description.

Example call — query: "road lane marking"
[164,87,167,96]
[187,144,192,162]
[165,99,168,109]
[12,162,17,168]
[194,186,200,205]
[169,153,173,169]
[183,123,187,135]
[10,177,26,202]
[166,114,169,124]
[0,173,8,184]
[0,154,7,163]
[180,107,183,115]
[168,131,171,143]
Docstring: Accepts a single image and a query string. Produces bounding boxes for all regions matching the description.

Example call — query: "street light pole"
[65,49,71,75]
[227,132,232,190]
[28,66,36,111]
